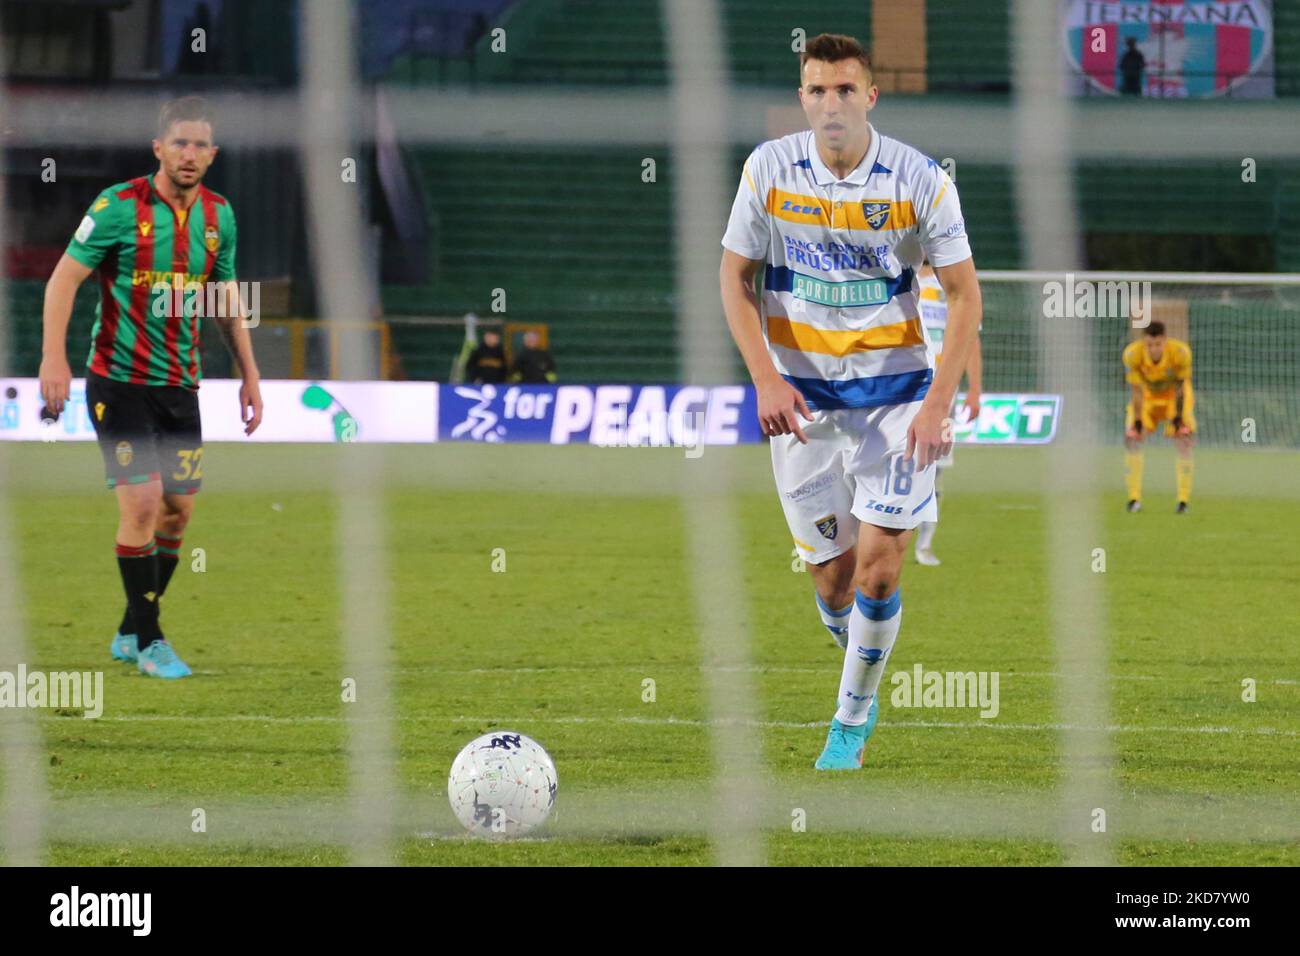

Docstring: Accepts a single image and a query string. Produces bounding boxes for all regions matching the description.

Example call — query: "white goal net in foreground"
[1,0,1298,867]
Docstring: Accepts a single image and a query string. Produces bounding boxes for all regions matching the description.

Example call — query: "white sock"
[834,588,902,725]
[915,521,936,552]
[815,593,853,649]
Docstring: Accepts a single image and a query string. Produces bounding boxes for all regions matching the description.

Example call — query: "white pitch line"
[57,712,1300,737]
[437,665,1297,686]
[35,664,1300,686]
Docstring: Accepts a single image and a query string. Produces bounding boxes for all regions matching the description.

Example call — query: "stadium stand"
[7,0,1300,385]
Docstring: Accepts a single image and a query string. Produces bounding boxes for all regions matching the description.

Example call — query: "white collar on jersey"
[807,125,883,187]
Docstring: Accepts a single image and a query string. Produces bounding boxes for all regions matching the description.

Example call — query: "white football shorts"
[771,400,939,564]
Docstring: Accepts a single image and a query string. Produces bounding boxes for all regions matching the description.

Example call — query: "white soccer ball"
[447,730,558,838]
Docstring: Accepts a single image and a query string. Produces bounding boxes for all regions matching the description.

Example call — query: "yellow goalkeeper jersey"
[1123,338,1192,396]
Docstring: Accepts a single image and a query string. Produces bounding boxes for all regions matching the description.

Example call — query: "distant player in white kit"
[719,34,982,770]
[913,260,982,566]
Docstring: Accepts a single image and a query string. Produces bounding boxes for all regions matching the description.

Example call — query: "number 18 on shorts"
[771,402,938,565]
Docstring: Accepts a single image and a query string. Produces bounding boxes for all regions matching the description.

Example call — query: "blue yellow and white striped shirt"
[722,128,972,410]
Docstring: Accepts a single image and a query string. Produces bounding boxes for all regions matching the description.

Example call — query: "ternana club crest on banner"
[1063,0,1274,98]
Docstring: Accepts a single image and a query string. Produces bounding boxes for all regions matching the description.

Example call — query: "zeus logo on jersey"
[862,499,903,515]
[781,200,823,217]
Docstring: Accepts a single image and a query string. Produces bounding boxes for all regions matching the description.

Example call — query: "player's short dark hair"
[1144,321,1167,337]
[800,34,873,84]
[158,96,215,140]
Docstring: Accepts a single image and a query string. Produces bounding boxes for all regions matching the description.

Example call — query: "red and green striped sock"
[155,534,183,594]
[118,535,184,641]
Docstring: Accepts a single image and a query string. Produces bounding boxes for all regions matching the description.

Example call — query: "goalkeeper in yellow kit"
[1123,321,1194,514]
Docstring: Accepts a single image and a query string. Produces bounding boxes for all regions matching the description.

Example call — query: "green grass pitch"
[3,441,1298,866]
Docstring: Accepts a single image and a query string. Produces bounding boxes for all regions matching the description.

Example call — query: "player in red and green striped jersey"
[39,96,263,680]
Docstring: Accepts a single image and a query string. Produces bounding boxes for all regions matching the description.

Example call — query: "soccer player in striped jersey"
[913,260,982,566]
[1123,321,1195,514]
[39,96,263,679]
[720,35,982,769]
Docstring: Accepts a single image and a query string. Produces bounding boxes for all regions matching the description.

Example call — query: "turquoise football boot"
[110,632,139,663]
[137,640,192,679]
[814,697,879,770]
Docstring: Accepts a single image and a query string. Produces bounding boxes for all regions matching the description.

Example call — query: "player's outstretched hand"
[906,400,951,469]
[756,374,813,444]
[39,355,73,416]
[240,377,263,436]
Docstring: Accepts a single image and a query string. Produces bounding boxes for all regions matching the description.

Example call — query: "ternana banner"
[1062,0,1274,98]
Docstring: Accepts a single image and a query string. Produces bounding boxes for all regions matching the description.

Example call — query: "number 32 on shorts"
[172,448,204,482]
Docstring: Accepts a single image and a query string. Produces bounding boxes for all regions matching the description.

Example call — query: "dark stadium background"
[4,0,1299,389]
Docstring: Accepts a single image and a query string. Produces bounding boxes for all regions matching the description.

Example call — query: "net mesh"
[1,0,1297,867]
[980,276,1300,447]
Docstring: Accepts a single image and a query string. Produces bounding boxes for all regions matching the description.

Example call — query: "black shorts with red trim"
[85,372,204,494]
